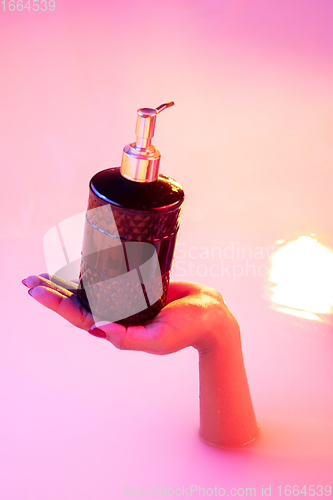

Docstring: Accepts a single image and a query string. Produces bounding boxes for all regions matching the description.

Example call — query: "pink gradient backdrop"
[1,1,333,498]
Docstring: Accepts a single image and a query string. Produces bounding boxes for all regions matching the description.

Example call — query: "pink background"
[1,0,333,498]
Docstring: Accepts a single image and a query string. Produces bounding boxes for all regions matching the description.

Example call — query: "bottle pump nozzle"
[120,101,174,183]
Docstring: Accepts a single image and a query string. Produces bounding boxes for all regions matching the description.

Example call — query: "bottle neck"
[120,143,161,183]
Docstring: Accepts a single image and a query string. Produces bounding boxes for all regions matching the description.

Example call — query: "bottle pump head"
[120,101,174,183]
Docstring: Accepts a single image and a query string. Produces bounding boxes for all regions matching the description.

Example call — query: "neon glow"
[269,236,333,320]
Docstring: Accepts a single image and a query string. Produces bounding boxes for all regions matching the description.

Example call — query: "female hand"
[22,274,259,447]
[22,274,233,354]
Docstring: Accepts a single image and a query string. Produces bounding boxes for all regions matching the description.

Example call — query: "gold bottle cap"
[120,101,174,183]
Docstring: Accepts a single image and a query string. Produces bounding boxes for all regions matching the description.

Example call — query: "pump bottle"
[77,102,185,326]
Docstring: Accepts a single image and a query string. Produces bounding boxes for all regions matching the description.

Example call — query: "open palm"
[22,273,258,447]
[22,274,232,355]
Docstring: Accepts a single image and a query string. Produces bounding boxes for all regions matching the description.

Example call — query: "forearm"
[198,326,259,448]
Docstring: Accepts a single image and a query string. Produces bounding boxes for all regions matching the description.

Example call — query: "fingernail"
[22,279,28,287]
[28,288,35,297]
[88,328,107,339]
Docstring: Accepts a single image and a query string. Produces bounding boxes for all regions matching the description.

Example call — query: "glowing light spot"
[276,307,322,321]
[276,239,285,244]
[269,236,333,319]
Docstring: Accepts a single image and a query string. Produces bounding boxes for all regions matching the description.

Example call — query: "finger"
[28,285,94,331]
[166,281,224,305]
[88,320,127,344]
[22,275,46,289]
[40,273,79,289]
[90,296,206,354]
[86,283,202,350]
[88,321,168,353]
[22,275,78,293]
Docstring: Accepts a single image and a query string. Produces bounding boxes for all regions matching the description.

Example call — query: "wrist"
[193,299,242,355]
[195,302,259,447]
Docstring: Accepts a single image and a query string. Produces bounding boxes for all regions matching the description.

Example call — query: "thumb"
[88,320,168,354]
[88,320,127,345]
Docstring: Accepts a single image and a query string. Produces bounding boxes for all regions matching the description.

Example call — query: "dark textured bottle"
[77,102,184,326]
